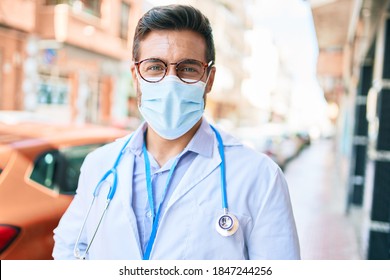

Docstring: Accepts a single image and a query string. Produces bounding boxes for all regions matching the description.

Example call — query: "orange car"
[0,121,129,259]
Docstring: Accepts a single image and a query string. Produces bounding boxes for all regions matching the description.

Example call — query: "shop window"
[30,144,102,194]
[38,76,69,105]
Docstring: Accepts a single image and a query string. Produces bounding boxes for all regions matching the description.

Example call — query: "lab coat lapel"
[115,150,143,258]
[166,138,221,209]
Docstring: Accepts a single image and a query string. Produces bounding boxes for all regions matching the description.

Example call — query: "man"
[53,4,300,260]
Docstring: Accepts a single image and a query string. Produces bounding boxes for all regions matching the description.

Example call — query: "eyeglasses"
[134,58,213,84]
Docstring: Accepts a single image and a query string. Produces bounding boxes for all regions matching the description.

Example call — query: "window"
[79,0,101,17]
[38,76,69,105]
[120,2,130,41]
[30,144,103,194]
[45,0,101,17]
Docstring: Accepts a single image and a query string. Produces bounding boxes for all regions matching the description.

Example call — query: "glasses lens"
[139,59,166,82]
[176,60,205,83]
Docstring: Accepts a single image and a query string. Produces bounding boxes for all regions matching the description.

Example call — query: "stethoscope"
[73,125,239,260]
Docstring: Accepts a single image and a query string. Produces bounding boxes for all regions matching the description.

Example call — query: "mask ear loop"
[134,62,141,81]
[204,61,215,89]
[202,62,214,100]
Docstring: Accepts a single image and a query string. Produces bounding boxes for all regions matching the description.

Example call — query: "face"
[131,30,216,106]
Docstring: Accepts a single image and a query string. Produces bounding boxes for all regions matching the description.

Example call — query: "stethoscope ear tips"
[215,213,239,237]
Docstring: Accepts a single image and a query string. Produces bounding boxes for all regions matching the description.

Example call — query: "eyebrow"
[140,58,205,64]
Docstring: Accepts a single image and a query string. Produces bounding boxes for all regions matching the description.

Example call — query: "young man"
[53,4,300,260]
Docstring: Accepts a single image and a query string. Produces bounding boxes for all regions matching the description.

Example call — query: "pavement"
[284,138,363,260]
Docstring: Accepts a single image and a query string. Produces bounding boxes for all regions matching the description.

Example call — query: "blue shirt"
[128,119,213,253]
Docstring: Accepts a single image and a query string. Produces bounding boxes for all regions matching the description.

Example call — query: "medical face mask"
[138,75,206,140]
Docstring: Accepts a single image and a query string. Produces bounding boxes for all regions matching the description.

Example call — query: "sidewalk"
[284,139,363,260]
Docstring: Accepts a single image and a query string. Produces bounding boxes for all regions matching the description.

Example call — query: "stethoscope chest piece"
[215,213,239,237]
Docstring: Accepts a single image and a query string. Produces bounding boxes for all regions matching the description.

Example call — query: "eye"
[179,66,198,73]
[145,64,165,72]
[177,61,203,74]
[140,59,166,73]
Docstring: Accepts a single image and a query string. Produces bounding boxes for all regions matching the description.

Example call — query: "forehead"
[138,30,207,62]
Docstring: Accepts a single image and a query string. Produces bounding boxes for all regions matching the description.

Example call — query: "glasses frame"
[134,58,213,84]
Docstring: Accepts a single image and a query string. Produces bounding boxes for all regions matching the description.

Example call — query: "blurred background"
[0,0,389,260]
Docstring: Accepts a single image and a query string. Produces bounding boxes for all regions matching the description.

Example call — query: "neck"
[145,119,202,167]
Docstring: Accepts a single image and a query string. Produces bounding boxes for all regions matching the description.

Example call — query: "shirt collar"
[126,118,214,158]
[185,118,214,158]
[127,122,148,157]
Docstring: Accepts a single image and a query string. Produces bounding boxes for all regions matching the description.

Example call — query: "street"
[284,139,362,260]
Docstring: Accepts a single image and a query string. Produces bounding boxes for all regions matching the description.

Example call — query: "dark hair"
[132,5,215,65]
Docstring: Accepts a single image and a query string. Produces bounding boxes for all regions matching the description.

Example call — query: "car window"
[30,144,103,195]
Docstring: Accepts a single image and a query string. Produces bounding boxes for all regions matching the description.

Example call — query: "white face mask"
[138,75,206,140]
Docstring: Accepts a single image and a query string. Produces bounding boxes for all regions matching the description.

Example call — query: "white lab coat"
[53,122,300,260]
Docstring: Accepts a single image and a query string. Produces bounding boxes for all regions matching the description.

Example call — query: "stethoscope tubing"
[210,125,229,211]
[73,135,132,259]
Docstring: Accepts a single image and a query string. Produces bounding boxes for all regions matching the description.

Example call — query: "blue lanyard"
[142,141,180,260]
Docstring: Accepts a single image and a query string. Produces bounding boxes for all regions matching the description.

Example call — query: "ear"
[205,66,216,94]
[130,62,139,90]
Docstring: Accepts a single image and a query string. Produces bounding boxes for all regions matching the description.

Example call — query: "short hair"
[132,5,215,65]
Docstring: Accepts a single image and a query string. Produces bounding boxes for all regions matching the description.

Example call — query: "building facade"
[1,0,254,128]
[310,0,390,259]
[0,0,143,126]
[351,0,390,260]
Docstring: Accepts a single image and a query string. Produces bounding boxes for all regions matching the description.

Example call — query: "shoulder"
[226,144,282,185]
[217,127,282,174]
[82,134,132,170]
[215,128,291,217]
